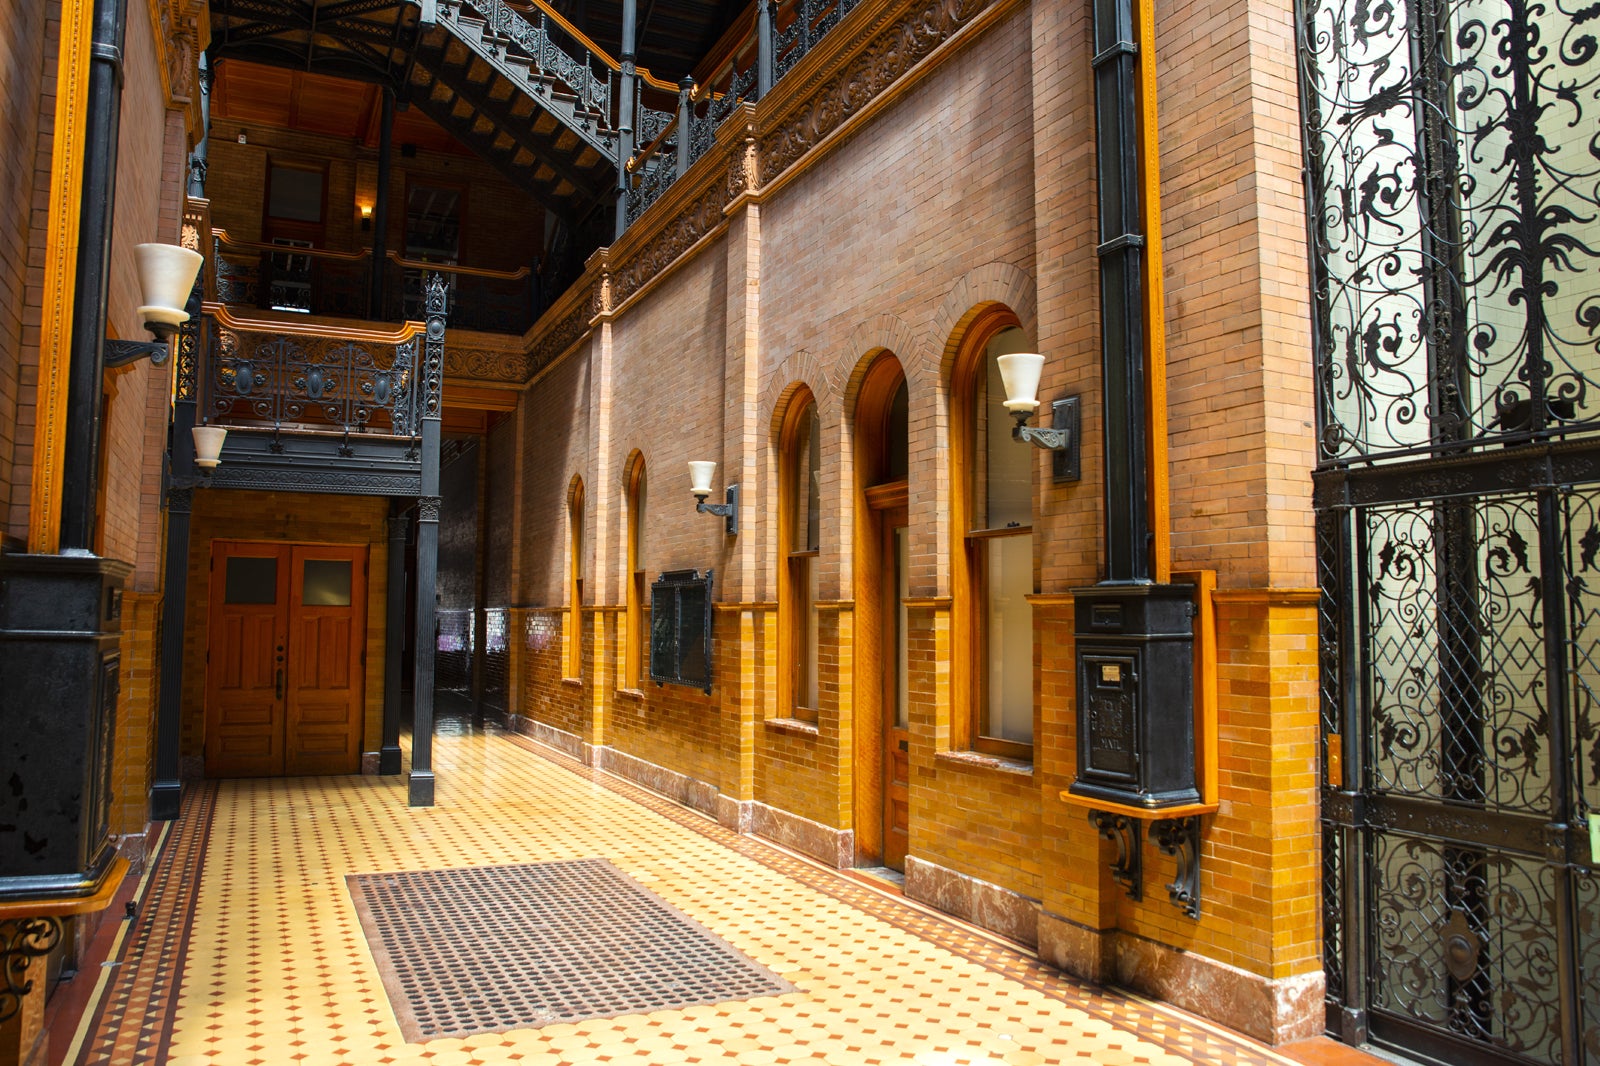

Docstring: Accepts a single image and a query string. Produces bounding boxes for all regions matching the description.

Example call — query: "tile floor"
[59,720,1389,1066]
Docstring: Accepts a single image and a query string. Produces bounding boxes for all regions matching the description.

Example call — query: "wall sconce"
[191,423,228,475]
[104,243,205,369]
[358,202,373,232]
[997,352,1081,482]
[688,461,738,535]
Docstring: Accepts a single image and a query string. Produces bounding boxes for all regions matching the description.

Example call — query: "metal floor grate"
[347,858,795,1042]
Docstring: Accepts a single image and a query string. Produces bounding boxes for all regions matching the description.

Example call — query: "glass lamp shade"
[192,424,227,469]
[996,352,1045,412]
[688,461,716,496]
[134,243,204,327]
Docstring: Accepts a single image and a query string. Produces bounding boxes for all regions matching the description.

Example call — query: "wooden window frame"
[778,387,820,723]
[950,307,1035,763]
[624,457,646,690]
[566,478,585,680]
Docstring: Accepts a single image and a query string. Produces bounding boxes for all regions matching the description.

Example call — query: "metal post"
[757,0,774,97]
[187,53,211,198]
[471,440,488,720]
[59,0,132,551]
[677,78,694,177]
[408,274,447,807]
[614,0,639,241]
[381,505,409,775]
[368,88,395,319]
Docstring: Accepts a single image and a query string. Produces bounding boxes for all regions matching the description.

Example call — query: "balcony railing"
[211,230,539,335]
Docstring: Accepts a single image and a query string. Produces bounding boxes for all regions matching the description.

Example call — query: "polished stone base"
[749,803,854,868]
[1036,911,1325,1044]
[903,855,1041,948]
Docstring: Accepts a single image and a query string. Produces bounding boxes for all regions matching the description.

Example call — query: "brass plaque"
[1326,734,1343,784]
[1100,663,1122,684]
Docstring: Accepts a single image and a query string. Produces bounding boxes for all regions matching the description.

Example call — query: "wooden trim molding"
[29,0,96,553]
[1137,0,1171,585]
[1210,587,1320,607]
[203,302,426,343]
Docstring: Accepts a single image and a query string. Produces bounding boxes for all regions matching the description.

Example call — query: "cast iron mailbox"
[649,568,714,693]
[1069,583,1199,808]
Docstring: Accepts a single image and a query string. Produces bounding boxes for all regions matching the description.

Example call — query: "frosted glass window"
[985,534,1033,743]
[302,560,352,606]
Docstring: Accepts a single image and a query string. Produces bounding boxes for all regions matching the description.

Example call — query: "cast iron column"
[614,0,638,241]
[1068,0,1199,813]
[381,506,408,775]
[409,274,447,806]
[59,0,133,550]
[151,288,203,820]
[368,88,395,319]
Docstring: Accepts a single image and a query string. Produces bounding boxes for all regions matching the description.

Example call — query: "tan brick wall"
[0,0,50,544]
[111,591,161,837]
[498,0,1320,1013]
[180,490,391,762]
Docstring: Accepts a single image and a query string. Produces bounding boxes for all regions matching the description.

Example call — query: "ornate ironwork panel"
[207,323,422,437]
[1370,832,1563,1062]
[1303,0,1600,1053]
[1301,0,1600,463]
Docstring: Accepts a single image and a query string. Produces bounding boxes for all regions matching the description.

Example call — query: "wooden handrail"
[212,228,372,262]
[204,302,428,343]
[385,251,531,281]
[511,0,681,93]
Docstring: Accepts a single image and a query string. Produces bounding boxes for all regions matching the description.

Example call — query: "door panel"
[206,546,289,777]
[206,541,366,778]
[286,546,366,775]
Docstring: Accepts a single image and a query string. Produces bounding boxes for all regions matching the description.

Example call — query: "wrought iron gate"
[1298,0,1600,1055]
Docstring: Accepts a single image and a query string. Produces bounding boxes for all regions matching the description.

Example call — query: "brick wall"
[180,490,391,763]
[0,0,49,544]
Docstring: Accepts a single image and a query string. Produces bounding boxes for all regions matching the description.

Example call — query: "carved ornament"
[612,184,728,307]
[444,347,533,384]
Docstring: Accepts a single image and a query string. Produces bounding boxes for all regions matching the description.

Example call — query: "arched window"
[566,478,585,679]
[779,390,821,720]
[952,318,1034,760]
[625,457,647,689]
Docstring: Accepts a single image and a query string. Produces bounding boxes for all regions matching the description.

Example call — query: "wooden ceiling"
[211,62,473,155]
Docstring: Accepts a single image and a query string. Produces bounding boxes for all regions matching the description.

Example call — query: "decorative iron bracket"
[696,483,740,535]
[1151,815,1202,919]
[1010,397,1081,482]
[1088,810,1142,901]
[0,916,64,1024]
[104,338,170,369]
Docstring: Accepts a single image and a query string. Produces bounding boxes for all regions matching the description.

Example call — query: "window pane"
[982,329,1032,529]
[797,556,818,710]
[302,559,352,607]
[886,381,909,481]
[985,533,1033,743]
[224,556,278,604]
[267,166,323,222]
[794,404,821,552]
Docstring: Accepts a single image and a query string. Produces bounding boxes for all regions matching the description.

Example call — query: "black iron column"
[59,0,132,551]
[368,88,395,319]
[613,0,638,241]
[381,505,408,775]
[408,274,447,807]
[1068,0,1198,813]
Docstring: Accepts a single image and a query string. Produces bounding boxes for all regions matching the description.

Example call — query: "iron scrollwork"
[1150,817,1202,920]
[1087,810,1141,902]
[210,326,421,437]
[0,916,64,1024]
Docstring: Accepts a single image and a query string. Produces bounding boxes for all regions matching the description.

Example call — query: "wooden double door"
[205,541,368,778]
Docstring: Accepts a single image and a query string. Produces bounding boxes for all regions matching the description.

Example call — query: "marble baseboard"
[1035,912,1324,1045]
[717,796,754,833]
[361,751,380,775]
[749,803,853,868]
[903,856,1040,948]
[594,747,720,818]
[511,717,585,761]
